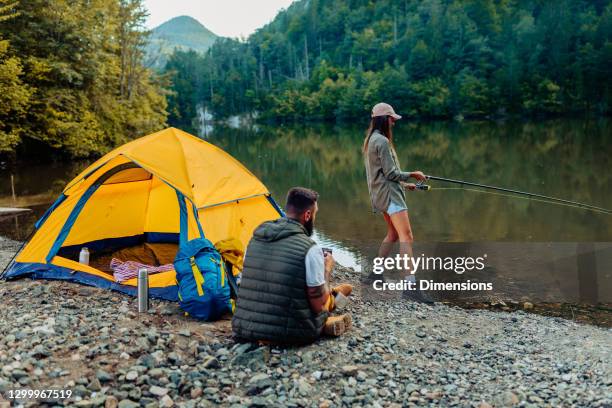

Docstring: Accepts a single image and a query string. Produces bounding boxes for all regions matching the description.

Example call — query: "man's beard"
[304,218,314,236]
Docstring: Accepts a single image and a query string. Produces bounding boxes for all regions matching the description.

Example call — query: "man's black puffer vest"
[232,217,328,344]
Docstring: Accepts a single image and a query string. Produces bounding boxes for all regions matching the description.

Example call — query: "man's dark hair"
[285,187,319,215]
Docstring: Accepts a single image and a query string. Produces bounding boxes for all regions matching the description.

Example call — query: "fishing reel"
[415,180,431,191]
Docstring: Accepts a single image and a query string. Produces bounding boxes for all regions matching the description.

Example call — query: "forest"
[0,0,610,158]
[0,0,167,157]
[166,0,611,124]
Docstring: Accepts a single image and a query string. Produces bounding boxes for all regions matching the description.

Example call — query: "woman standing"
[363,102,431,303]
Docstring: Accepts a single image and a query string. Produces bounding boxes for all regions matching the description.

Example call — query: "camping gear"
[1,127,284,300]
[214,238,245,276]
[334,292,348,310]
[173,191,232,320]
[214,238,244,299]
[137,268,149,313]
[111,258,173,283]
[79,247,90,265]
[420,175,612,214]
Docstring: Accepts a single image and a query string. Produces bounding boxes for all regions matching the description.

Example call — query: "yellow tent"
[3,127,283,300]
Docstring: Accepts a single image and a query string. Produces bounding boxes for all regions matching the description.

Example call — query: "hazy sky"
[144,0,295,38]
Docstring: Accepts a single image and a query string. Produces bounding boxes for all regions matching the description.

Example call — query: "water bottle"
[79,247,90,265]
[137,268,149,313]
[334,292,349,310]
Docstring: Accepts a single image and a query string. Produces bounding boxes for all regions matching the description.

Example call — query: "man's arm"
[305,245,335,314]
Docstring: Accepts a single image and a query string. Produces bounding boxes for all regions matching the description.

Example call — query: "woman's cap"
[371,102,402,119]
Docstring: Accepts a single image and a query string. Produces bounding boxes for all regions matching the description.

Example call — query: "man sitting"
[232,187,353,344]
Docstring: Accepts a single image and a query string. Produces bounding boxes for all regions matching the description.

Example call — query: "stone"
[426,391,442,400]
[319,400,331,408]
[148,368,164,378]
[190,387,203,399]
[149,385,169,397]
[341,365,359,376]
[117,400,139,408]
[125,371,138,381]
[493,391,520,407]
[104,396,118,408]
[96,369,114,383]
[249,373,270,384]
[523,302,534,310]
[167,352,180,364]
[89,377,102,392]
[298,379,312,396]
[230,347,268,370]
[202,356,220,369]
[160,395,174,407]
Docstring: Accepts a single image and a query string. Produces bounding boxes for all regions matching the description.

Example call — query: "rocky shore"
[0,237,611,407]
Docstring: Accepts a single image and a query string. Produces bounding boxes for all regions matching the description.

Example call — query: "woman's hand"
[410,171,426,182]
[401,182,416,191]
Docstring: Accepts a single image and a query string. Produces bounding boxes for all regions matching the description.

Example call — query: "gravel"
[0,236,610,407]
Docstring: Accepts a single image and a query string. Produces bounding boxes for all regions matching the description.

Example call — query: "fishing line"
[422,175,612,214]
[426,186,611,215]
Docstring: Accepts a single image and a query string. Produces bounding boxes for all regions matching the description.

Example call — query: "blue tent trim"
[46,163,140,263]
[4,261,179,301]
[267,195,285,217]
[35,193,67,230]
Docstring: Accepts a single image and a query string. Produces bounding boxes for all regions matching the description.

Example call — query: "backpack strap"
[176,190,205,245]
[192,202,205,238]
[224,260,239,299]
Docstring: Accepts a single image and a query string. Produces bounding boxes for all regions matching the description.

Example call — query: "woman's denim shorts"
[387,201,407,215]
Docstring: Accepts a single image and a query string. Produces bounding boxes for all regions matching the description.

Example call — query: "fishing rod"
[412,175,612,215]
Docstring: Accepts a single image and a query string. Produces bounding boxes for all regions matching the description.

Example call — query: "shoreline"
[0,237,611,406]
[1,237,610,328]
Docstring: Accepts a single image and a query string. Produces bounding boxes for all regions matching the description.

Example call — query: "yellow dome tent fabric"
[3,128,283,300]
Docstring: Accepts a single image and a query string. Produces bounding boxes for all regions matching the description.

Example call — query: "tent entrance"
[48,161,182,278]
[58,240,178,275]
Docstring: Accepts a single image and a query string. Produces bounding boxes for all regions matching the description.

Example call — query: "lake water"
[1,118,611,302]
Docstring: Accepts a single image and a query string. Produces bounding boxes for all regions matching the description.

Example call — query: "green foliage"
[0,39,31,152]
[0,0,28,152]
[164,0,611,123]
[0,0,167,157]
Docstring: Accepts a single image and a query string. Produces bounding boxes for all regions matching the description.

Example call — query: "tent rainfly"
[2,127,283,300]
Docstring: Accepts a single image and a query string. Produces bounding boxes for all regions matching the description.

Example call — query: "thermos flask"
[137,268,149,313]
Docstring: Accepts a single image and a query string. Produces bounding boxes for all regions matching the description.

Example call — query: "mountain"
[146,16,217,69]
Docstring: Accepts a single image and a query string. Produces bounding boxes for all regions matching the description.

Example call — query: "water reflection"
[1,119,610,297]
[200,119,612,246]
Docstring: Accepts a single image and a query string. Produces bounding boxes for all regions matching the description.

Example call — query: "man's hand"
[324,252,335,273]
[410,171,426,182]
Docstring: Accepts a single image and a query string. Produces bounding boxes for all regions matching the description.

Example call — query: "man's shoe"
[342,314,352,331]
[402,288,435,304]
[323,314,351,336]
[332,284,353,297]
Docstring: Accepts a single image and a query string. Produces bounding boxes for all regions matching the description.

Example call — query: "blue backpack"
[174,191,233,320]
